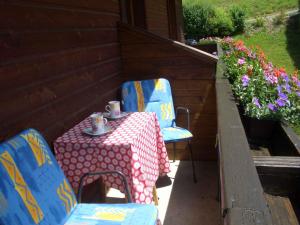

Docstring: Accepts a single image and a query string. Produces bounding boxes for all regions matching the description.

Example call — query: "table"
[54,112,170,204]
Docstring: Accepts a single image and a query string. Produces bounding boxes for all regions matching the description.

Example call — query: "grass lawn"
[183,0,299,18]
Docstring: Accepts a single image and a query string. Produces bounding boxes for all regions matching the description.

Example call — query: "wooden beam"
[119,23,218,64]
[253,156,300,168]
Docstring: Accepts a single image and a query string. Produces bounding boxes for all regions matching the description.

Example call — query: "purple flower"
[279,93,288,100]
[241,75,250,87]
[277,85,282,94]
[297,92,300,97]
[237,58,246,65]
[276,98,286,107]
[267,103,276,111]
[284,83,291,93]
[276,93,289,107]
[281,73,289,82]
[252,97,261,108]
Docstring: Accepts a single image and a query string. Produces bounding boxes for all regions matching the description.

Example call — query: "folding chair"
[0,129,157,225]
[122,78,196,182]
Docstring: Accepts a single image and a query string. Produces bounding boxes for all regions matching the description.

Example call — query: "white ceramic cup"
[90,113,107,133]
[105,101,121,118]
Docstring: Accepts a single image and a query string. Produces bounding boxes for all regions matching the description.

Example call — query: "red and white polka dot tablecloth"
[54,112,170,203]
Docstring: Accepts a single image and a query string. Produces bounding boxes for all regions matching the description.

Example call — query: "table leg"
[153,186,159,206]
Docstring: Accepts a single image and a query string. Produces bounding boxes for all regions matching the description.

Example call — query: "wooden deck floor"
[157,161,221,225]
[106,160,221,225]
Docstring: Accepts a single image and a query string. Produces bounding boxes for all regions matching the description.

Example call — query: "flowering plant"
[220,37,300,125]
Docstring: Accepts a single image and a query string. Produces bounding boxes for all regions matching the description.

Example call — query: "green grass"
[234,28,298,74]
[183,0,299,18]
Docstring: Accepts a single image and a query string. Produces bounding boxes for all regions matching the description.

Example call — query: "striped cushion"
[122,78,175,129]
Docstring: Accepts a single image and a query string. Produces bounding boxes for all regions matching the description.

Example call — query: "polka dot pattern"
[54,112,170,203]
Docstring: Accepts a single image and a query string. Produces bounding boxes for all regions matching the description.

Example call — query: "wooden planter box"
[194,43,217,54]
[240,114,300,157]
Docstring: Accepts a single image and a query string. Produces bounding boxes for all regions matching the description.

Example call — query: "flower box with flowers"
[220,38,300,143]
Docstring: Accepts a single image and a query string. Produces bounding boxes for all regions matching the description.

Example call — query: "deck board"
[265,194,299,225]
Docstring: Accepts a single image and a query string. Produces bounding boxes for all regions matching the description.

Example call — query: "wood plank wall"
[145,0,170,39]
[175,0,185,42]
[0,0,122,144]
[120,24,218,160]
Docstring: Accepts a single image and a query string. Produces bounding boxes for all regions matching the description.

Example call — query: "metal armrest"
[175,106,190,130]
[77,170,132,203]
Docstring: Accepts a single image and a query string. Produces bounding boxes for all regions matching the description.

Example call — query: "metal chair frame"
[167,106,197,183]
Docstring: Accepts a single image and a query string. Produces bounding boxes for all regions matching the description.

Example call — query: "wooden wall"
[145,0,170,39]
[175,0,185,42]
[0,0,122,144]
[120,24,218,160]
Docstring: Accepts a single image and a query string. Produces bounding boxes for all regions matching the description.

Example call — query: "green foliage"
[252,17,265,28]
[183,0,298,18]
[183,3,245,38]
[211,8,234,36]
[183,4,215,39]
[292,124,300,135]
[229,6,246,33]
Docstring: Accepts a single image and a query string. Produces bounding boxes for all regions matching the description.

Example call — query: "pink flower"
[238,58,246,65]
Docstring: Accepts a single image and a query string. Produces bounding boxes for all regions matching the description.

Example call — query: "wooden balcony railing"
[216,45,273,225]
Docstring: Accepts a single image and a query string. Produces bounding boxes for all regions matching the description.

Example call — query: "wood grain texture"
[216,45,273,225]
[0,0,122,144]
[145,0,169,38]
[253,156,300,168]
[120,23,218,160]
[265,194,299,225]
[174,0,184,42]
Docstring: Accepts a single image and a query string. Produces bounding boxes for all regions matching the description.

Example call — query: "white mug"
[105,101,121,118]
[90,113,107,133]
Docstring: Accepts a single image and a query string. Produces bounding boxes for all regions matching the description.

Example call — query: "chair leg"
[153,186,159,206]
[173,142,176,162]
[188,140,197,183]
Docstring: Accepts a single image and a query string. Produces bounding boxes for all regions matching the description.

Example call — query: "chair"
[121,78,196,182]
[0,129,157,225]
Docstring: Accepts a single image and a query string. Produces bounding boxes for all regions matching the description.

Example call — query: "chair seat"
[65,203,157,225]
[162,127,193,142]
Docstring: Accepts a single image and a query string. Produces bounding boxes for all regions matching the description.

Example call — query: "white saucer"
[103,112,128,120]
[83,126,113,136]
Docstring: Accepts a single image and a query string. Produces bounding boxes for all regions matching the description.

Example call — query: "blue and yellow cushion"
[162,127,193,142]
[0,129,76,225]
[65,203,157,225]
[122,78,175,129]
[0,129,157,225]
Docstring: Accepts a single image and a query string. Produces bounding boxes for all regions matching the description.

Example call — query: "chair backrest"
[122,78,175,128]
[0,129,77,225]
